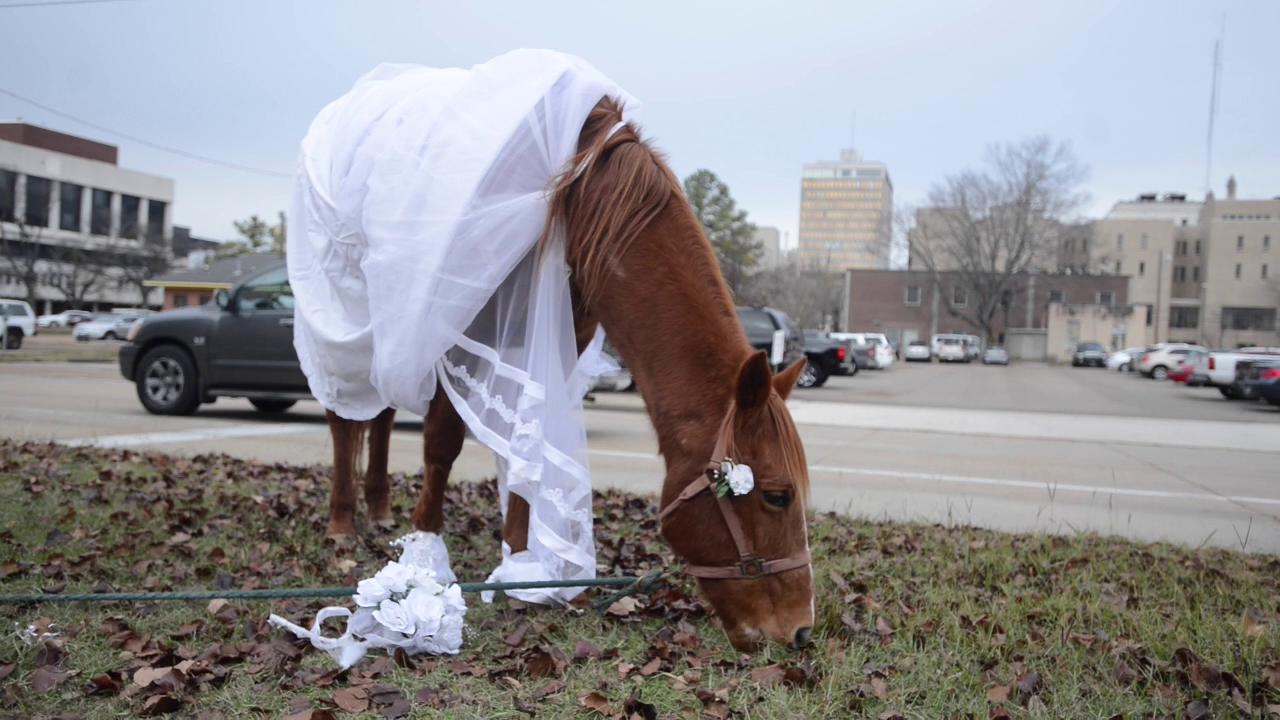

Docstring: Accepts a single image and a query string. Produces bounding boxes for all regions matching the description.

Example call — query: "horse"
[323,97,815,651]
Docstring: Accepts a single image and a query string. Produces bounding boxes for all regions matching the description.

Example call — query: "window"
[1116,261,1122,274]
[1139,261,1145,276]
[952,285,967,307]
[1221,307,1277,331]
[1237,235,1244,251]
[1235,263,1242,279]
[1192,266,1200,282]
[235,267,294,312]
[1265,235,1272,251]
[1116,233,1124,250]
[1170,307,1199,329]
[24,175,51,227]
[1174,266,1185,282]
[147,199,166,243]
[1048,289,1064,304]
[737,308,775,337]
[59,182,83,231]
[904,286,921,306]
[1176,240,1185,256]
[90,189,112,235]
[173,294,188,308]
[119,194,140,239]
[1082,238,1089,252]
[1194,240,1201,255]
[0,170,15,222]
[1096,291,1115,305]
[1264,264,1269,280]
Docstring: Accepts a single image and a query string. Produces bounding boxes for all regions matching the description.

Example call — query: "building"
[753,225,782,270]
[798,149,892,271]
[1083,180,1278,347]
[843,268,1136,360]
[146,252,280,310]
[0,123,174,313]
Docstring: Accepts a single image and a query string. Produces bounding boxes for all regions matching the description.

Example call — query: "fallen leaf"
[987,685,1011,703]
[30,666,69,693]
[578,691,612,715]
[139,694,182,716]
[333,686,369,713]
[607,596,640,617]
[750,664,786,687]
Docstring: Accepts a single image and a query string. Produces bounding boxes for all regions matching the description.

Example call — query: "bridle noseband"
[657,412,811,580]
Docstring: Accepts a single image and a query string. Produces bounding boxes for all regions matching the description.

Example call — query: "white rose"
[440,584,466,614]
[374,562,413,594]
[353,576,390,607]
[404,586,445,637]
[348,607,380,636]
[409,568,443,595]
[727,463,755,496]
[372,598,415,635]
[424,612,465,654]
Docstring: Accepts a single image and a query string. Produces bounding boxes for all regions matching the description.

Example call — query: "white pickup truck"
[1190,347,1280,397]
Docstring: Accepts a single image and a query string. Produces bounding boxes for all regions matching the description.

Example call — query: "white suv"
[1,298,36,350]
[1135,343,1205,380]
[830,332,895,369]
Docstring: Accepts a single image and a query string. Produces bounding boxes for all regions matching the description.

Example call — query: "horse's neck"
[587,200,752,500]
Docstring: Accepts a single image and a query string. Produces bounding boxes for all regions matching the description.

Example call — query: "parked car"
[799,330,855,388]
[961,334,984,361]
[936,337,969,363]
[1106,346,1146,372]
[0,298,36,349]
[1135,343,1205,380]
[982,346,1010,365]
[904,340,932,362]
[1191,347,1280,398]
[830,332,895,369]
[1168,353,1203,384]
[737,306,805,374]
[74,313,144,341]
[1242,360,1280,407]
[1071,342,1108,367]
[37,309,94,328]
[120,262,307,415]
[1230,358,1274,402]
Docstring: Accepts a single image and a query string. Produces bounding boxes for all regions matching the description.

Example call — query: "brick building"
[844,269,1133,354]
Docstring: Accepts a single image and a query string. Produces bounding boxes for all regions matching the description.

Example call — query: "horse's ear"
[773,358,807,400]
[735,351,773,412]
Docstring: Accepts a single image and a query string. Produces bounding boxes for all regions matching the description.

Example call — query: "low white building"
[0,123,174,313]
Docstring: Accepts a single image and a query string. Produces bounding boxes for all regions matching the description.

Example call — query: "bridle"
[657,411,811,580]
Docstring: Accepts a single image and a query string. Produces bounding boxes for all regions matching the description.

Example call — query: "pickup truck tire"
[136,344,200,416]
[250,399,297,414]
[1219,387,1237,399]
[4,329,22,350]
[797,360,827,389]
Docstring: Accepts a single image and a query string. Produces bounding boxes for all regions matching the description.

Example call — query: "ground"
[3,360,1279,552]
[0,440,1278,719]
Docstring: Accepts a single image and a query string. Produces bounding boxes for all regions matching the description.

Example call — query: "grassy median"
[0,439,1277,719]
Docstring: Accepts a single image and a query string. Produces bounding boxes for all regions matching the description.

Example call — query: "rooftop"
[0,123,118,165]
[145,253,281,289]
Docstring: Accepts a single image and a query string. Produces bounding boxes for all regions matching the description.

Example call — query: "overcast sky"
[3,0,1277,247]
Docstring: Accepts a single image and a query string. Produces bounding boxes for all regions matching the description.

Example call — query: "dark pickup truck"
[119,260,308,415]
[802,330,856,388]
[736,305,805,374]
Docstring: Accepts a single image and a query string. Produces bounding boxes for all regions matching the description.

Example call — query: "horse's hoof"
[326,531,353,545]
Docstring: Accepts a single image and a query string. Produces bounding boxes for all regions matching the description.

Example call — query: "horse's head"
[660,352,814,651]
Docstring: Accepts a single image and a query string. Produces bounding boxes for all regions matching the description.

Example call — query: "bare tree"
[907,136,1088,341]
[47,242,110,309]
[113,237,172,308]
[0,221,44,308]
[740,256,843,330]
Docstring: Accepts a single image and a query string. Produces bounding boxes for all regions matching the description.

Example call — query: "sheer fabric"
[287,50,629,604]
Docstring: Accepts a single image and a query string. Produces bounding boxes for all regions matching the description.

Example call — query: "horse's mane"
[540,97,681,308]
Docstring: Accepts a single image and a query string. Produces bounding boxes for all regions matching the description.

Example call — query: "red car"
[1168,363,1195,383]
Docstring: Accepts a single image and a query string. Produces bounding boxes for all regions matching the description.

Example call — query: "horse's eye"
[762,490,791,508]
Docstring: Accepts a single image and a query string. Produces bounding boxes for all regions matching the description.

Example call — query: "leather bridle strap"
[657,412,811,580]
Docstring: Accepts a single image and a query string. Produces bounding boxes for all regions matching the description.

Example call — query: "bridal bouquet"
[269,532,466,668]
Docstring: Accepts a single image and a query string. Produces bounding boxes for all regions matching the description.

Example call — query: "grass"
[0,439,1277,719]
[0,330,117,363]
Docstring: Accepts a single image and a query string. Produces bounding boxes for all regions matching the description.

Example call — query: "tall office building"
[798,149,892,270]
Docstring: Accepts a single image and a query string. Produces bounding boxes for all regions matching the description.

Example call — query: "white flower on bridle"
[712,458,755,497]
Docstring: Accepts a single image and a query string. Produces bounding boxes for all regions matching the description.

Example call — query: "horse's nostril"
[792,626,812,648]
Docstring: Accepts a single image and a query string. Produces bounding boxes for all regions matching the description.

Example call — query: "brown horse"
[324,98,814,651]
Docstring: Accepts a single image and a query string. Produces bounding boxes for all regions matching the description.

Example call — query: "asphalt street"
[2,360,1278,552]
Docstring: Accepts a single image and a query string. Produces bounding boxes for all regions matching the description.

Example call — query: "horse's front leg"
[325,410,368,539]
[412,384,465,532]
[363,407,397,527]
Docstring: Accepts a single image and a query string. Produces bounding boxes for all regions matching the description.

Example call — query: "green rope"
[0,574,666,609]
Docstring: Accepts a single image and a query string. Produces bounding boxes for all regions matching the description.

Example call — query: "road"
[2,360,1279,553]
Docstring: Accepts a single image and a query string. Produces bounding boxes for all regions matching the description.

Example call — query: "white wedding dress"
[287,49,631,604]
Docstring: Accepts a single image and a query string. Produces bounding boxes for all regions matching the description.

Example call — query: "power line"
[0,0,140,8]
[0,87,291,179]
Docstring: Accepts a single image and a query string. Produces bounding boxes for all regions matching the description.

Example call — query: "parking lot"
[2,358,1278,552]
[799,359,1280,423]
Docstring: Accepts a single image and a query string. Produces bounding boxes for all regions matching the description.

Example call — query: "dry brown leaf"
[578,691,612,715]
[986,684,1011,703]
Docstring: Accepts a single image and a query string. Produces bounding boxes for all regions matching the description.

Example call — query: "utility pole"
[1203,15,1225,196]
